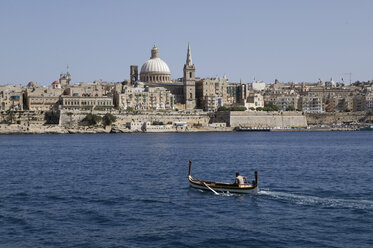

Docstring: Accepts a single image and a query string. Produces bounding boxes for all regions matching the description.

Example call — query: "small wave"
[197,189,235,197]
[259,190,373,210]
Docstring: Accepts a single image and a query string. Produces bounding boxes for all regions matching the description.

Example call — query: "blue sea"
[0,132,372,247]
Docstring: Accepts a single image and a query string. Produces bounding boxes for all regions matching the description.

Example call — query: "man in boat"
[235,172,248,185]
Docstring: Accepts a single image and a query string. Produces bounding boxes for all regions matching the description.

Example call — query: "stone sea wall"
[1,110,371,134]
[305,112,371,125]
[216,111,308,128]
[59,110,211,128]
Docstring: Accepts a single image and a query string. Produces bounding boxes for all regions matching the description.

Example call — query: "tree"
[263,103,280,111]
[45,110,60,124]
[217,106,246,111]
[286,105,296,111]
[217,106,229,111]
[102,113,116,126]
[152,121,164,125]
[6,111,15,124]
[81,113,101,126]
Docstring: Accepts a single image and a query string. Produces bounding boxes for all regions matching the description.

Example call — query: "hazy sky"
[0,0,372,85]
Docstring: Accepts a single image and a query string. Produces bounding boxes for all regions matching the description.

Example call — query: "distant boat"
[188,161,259,194]
[234,126,270,132]
[360,125,373,131]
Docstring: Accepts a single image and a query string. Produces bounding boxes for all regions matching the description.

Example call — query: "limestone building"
[60,95,114,110]
[24,82,63,111]
[0,85,24,111]
[114,83,174,110]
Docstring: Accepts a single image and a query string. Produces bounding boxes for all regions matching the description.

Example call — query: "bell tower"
[183,43,196,109]
[130,65,138,84]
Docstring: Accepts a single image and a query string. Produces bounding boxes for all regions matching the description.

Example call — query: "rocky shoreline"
[0,124,361,135]
[0,124,235,135]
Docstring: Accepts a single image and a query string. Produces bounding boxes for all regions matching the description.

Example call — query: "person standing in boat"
[235,172,248,185]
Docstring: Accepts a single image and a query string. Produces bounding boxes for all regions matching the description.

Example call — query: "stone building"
[271,94,300,111]
[365,93,373,112]
[353,94,366,112]
[245,93,264,109]
[59,69,71,88]
[300,94,323,113]
[0,85,24,111]
[59,80,115,110]
[24,82,63,111]
[63,81,113,97]
[114,83,174,110]
[61,96,114,110]
[195,77,227,110]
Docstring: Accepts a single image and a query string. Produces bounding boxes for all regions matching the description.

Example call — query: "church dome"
[140,57,171,74]
[140,44,171,83]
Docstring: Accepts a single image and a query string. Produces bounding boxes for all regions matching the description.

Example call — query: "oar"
[203,182,220,195]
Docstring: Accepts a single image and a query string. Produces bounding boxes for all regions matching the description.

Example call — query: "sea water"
[0,132,372,247]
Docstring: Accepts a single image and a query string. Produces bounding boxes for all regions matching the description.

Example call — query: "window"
[190,72,192,78]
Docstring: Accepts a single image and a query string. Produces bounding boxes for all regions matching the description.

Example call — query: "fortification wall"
[0,110,49,125]
[306,112,370,125]
[217,111,307,128]
[59,110,211,128]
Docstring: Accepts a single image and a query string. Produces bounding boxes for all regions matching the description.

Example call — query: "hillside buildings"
[0,44,372,114]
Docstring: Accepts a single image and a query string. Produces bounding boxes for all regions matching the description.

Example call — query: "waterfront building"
[0,85,24,111]
[26,94,60,111]
[324,95,352,112]
[60,80,115,110]
[114,83,174,110]
[300,94,323,113]
[195,77,227,110]
[245,93,264,109]
[63,81,114,97]
[264,92,300,111]
[24,82,63,111]
[366,93,373,111]
[61,95,114,110]
[353,94,366,112]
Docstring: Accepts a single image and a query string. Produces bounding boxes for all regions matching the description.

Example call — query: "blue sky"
[0,0,372,85]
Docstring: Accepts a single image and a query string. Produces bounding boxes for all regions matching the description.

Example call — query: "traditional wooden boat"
[188,161,259,194]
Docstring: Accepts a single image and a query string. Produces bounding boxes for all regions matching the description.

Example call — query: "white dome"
[140,57,171,75]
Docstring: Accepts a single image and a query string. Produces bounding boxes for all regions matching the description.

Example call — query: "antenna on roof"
[67,65,69,73]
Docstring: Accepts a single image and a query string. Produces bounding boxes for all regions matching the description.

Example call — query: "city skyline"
[1,0,372,85]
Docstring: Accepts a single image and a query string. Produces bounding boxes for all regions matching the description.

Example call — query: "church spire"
[186,43,193,66]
